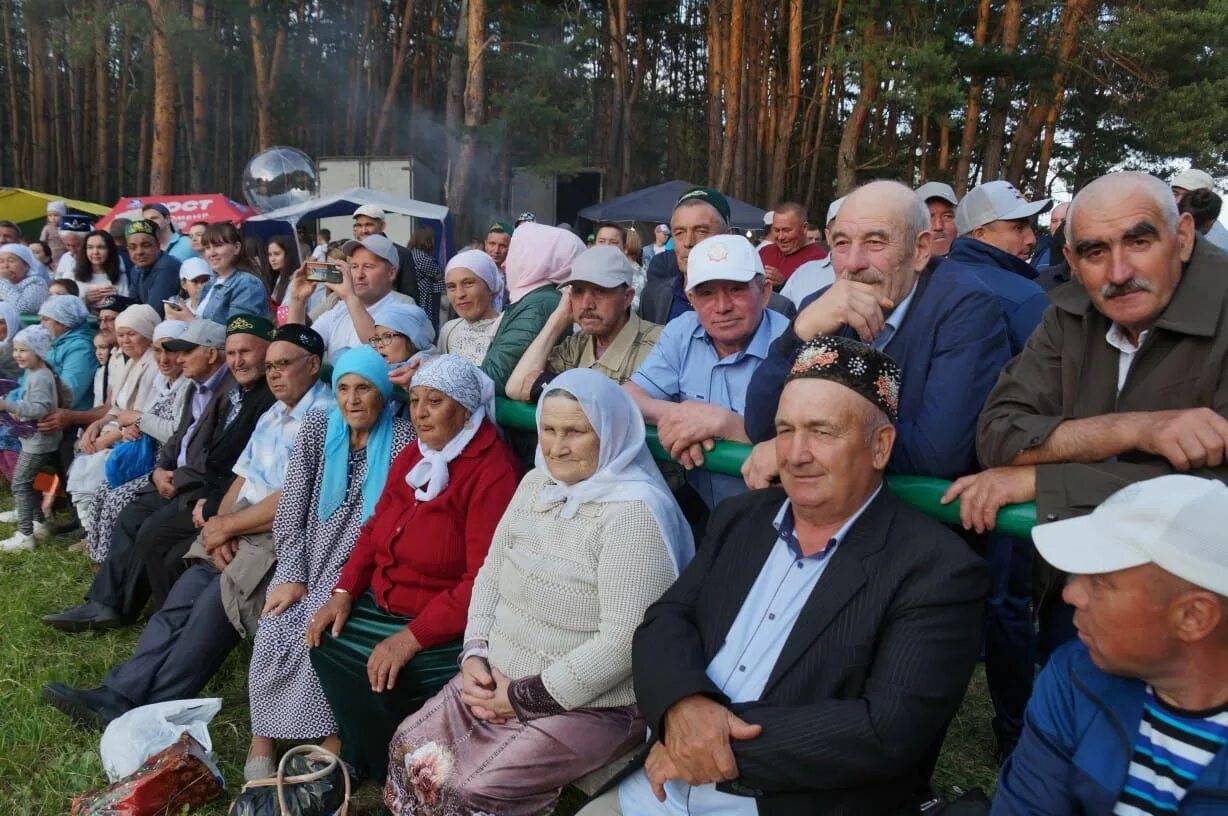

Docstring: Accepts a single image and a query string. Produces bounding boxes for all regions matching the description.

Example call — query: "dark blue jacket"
[128,251,181,317]
[993,641,1228,815]
[945,237,1050,355]
[745,263,1011,479]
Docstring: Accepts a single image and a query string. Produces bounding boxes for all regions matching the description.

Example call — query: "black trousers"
[103,561,241,706]
[87,489,199,618]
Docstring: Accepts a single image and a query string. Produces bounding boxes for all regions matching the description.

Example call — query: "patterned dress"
[440,318,496,366]
[86,375,192,563]
[248,409,415,739]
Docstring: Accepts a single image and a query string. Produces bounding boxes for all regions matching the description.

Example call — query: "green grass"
[0,507,998,814]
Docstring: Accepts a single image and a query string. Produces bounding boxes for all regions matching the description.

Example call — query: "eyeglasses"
[368,331,406,348]
[265,354,311,373]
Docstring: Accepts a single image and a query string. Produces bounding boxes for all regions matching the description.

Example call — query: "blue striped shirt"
[1114,688,1228,815]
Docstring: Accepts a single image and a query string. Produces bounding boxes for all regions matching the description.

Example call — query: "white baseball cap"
[955,180,1052,235]
[564,246,636,289]
[762,210,775,227]
[352,204,387,221]
[915,181,959,206]
[826,196,846,226]
[685,234,765,292]
[1171,169,1217,192]
[178,256,215,282]
[1033,475,1228,596]
[342,234,399,269]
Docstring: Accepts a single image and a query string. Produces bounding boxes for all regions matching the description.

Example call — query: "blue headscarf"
[317,345,396,523]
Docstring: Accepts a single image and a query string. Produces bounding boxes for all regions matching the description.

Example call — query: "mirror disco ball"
[241,146,319,212]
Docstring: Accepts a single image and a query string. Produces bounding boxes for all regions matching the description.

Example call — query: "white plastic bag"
[99,697,223,781]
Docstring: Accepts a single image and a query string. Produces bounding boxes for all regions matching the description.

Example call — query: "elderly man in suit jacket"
[581,336,989,816]
[43,315,276,632]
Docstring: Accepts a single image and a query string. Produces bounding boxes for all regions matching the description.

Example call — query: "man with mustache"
[504,246,662,401]
[944,170,1228,657]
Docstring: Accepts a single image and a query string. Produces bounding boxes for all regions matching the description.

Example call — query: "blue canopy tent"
[244,186,452,268]
[577,179,767,231]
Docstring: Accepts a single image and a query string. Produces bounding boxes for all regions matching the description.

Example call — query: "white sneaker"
[33,521,50,540]
[0,509,17,523]
[0,531,35,552]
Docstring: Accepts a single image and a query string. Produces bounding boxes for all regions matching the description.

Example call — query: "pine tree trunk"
[706,0,724,186]
[805,0,843,209]
[93,2,110,201]
[980,0,1022,183]
[767,0,801,203]
[28,17,52,191]
[1,2,24,183]
[191,0,208,191]
[836,23,878,195]
[250,0,285,151]
[117,33,131,193]
[444,0,468,179]
[954,0,990,194]
[716,0,743,191]
[448,0,486,239]
[938,120,950,172]
[148,0,176,194]
[372,0,418,151]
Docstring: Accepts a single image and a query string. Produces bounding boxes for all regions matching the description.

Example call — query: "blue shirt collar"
[771,483,883,559]
[689,308,778,361]
[196,363,229,392]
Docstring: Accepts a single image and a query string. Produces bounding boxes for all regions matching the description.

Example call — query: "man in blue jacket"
[994,474,1228,815]
[743,180,1011,481]
[946,180,1052,355]
[124,220,181,316]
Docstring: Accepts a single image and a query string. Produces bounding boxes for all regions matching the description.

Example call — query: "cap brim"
[341,240,363,256]
[561,273,631,290]
[1000,199,1053,221]
[1031,515,1151,576]
[684,271,758,292]
[160,339,200,352]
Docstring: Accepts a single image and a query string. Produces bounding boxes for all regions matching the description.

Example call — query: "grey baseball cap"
[563,246,636,289]
[162,319,226,351]
[915,181,959,206]
[342,234,399,269]
[955,180,1052,235]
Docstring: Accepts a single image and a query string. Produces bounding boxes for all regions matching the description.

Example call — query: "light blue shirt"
[199,271,271,323]
[630,308,789,509]
[619,487,882,815]
[233,380,333,506]
[1207,220,1228,251]
[872,282,916,351]
[165,233,197,262]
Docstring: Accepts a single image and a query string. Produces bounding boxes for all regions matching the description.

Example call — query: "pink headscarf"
[503,223,585,305]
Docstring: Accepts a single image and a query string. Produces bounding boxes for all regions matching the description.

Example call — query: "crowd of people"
[1,164,1227,814]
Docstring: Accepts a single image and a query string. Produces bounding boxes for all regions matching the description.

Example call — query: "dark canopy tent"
[577,180,767,231]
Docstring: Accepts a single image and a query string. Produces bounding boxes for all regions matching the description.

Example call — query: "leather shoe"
[41,601,124,633]
[42,683,131,729]
[49,514,82,535]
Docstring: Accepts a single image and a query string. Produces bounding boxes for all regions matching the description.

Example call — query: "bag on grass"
[100,697,222,781]
[71,732,223,816]
[229,744,351,816]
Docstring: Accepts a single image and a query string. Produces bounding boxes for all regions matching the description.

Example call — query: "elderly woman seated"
[244,346,415,779]
[307,353,521,782]
[383,368,694,815]
[66,304,161,533]
[437,250,503,365]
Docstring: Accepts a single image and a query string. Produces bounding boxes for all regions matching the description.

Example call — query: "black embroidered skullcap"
[225,313,276,341]
[786,335,902,424]
[273,323,325,358]
[96,294,138,314]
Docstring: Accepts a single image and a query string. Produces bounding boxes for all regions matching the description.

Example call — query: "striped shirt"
[1114,688,1228,815]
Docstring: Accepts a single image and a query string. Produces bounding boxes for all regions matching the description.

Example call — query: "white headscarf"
[38,294,89,329]
[534,368,694,574]
[404,354,497,502]
[0,302,20,346]
[445,249,505,313]
[0,243,50,282]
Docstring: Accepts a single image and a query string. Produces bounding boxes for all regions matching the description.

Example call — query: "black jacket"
[629,486,989,816]
[394,242,421,304]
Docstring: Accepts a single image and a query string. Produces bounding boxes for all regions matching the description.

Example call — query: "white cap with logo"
[955,180,1052,235]
[685,235,765,292]
[1171,169,1217,192]
[564,246,636,289]
[1033,475,1228,596]
[342,234,400,269]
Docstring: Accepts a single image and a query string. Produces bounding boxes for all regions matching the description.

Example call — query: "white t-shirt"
[781,257,835,308]
[55,253,77,280]
[310,244,328,262]
[312,290,405,363]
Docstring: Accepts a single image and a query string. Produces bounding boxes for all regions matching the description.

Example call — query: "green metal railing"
[494,397,1037,538]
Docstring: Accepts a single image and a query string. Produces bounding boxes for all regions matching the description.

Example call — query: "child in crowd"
[0,326,66,552]
[91,334,115,407]
[49,279,80,298]
[40,202,66,265]
[170,256,215,318]
[29,241,53,268]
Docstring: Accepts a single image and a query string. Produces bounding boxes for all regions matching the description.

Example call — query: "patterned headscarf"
[13,325,52,360]
[38,295,90,329]
[405,354,497,502]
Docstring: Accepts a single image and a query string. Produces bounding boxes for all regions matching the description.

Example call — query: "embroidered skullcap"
[411,353,495,415]
[272,323,325,358]
[115,304,161,340]
[225,313,276,341]
[60,214,94,234]
[38,295,90,329]
[96,294,138,314]
[13,325,52,360]
[124,219,158,239]
[787,335,902,424]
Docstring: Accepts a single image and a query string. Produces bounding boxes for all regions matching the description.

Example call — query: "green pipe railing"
[494,397,1037,539]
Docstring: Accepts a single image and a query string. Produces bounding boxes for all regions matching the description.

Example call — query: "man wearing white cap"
[286,232,408,363]
[993,475,1228,814]
[506,245,663,401]
[352,203,434,307]
[759,210,775,248]
[915,181,959,257]
[1171,168,1228,250]
[626,234,789,510]
[642,223,670,268]
[946,180,1052,354]
[779,197,842,308]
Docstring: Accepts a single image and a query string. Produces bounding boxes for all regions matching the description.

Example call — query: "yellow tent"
[0,188,110,234]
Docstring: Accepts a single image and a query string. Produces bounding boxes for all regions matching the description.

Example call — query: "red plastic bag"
[71,732,223,816]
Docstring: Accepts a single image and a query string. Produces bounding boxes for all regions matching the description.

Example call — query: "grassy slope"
[0,513,998,815]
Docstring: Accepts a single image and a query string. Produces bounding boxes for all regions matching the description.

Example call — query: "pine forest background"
[2,0,1228,238]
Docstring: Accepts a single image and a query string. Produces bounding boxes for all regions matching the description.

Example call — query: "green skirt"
[309,592,461,783]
